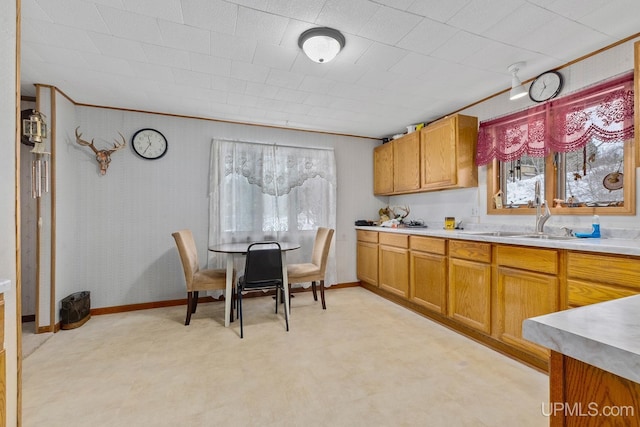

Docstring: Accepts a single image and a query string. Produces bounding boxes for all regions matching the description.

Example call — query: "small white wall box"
[60,291,91,329]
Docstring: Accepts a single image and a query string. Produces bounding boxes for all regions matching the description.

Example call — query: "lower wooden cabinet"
[567,252,640,308]
[409,236,446,313]
[495,245,559,359]
[356,230,640,369]
[378,233,409,298]
[357,230,379,286]
[448,240,491,333]
[550,351,640,427]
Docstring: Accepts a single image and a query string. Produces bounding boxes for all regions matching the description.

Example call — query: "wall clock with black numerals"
[529,70,563,103]
[131,128,168,160]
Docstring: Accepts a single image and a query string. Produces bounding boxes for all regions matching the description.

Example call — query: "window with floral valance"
[477,71,634,166]
[480,71,635,214]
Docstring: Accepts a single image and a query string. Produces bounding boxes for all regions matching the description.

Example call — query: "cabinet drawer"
[567,252,640,289]
[410,236,445,255]
[568,279,640,307]
[449,240,490,263]
[496,245,557,275]
[379,232,409,249]
[357,230,378,243]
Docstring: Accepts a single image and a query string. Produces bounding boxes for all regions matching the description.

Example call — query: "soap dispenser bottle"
[575,215,600,238]
[591,215,600,238]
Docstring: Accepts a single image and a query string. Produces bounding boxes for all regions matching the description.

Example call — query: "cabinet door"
[496,266,558,359]
[393,132,420,192]
[357,241,378,286]
[374,143,393,195]
[448,258,491,333]
[410,251,446,313]
[379,245,409,298]
[421,116,457,189]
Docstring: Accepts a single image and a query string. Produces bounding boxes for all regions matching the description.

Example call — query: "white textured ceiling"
[20,0,640,139]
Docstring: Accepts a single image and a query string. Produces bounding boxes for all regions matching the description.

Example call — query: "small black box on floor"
[60,291,91,330]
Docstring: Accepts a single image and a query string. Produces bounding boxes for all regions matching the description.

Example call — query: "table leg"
[224,254,234,327]
[282,252,291,319]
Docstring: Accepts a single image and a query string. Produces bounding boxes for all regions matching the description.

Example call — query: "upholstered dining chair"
[236,242,289,338]
[172,229,233,326]
[287,227,335,309]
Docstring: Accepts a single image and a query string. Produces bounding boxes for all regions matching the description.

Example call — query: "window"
[481,72,635,215]
[208,139,337,285]
[557,140,625,207]
[500,155,545,206]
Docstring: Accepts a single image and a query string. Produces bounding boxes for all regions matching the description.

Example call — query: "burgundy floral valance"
[476,72,634,166]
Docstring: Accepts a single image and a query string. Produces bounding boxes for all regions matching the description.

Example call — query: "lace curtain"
[208,139,337,288]
[476,72,634,165]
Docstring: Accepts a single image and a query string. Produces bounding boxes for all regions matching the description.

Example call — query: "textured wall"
[50,104,379,314]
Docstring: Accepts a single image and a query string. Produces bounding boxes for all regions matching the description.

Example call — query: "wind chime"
[22,110,49,198]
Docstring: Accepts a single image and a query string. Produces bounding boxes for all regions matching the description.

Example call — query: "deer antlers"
[75,127,126,175]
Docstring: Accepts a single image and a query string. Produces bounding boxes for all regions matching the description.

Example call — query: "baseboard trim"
[90,282,360,316]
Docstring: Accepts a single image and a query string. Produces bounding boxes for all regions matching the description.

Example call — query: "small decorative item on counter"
[445,217,456,230]
[493,190,503,209]
[575,215,601,238]
[379,205,410,222]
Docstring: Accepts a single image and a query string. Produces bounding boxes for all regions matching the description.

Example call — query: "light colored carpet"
[21,322,53,359]
[22,287,549,426]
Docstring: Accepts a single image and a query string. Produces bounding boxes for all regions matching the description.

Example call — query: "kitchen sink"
[511,234,576,240]
[460,231,531,237]
[461,231,576,240]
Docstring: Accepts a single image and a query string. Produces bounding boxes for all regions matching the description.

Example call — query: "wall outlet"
[471,207,479,217]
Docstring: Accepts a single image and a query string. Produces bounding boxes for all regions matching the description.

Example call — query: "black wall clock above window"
[131,128,168,160]
[529,70,563,102]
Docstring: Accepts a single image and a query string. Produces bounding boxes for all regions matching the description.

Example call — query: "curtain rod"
[213,138,334,152]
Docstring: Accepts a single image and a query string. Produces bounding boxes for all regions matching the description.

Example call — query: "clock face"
[529,71,563,102]
[132,128,168,160]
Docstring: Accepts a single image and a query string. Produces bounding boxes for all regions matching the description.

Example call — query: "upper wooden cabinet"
[373,114,478,195]
[373,132,420,195]
[393,131,420,193]
[421,114,478,190]
[373,142,394,195]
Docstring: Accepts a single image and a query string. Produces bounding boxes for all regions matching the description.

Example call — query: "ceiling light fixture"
[298,27,345,64]
[508,62,528,100]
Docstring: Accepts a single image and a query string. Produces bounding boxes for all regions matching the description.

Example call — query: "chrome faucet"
[534,180,551,233]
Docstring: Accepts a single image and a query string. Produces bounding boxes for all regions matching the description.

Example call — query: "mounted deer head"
[75,127,126,175]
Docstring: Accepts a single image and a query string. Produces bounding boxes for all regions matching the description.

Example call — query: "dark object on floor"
[60,291,91,329]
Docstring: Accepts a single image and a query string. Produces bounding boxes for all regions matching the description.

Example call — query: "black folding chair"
[236,242,289,338]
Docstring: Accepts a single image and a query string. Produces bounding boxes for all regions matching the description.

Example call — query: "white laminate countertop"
[523,295,640,384]
[0,279,10,294]
[355,225,640,256]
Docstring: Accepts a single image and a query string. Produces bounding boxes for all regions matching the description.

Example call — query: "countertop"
[355,225,640,256]
[0,279,10,294]
[522,295,640,383]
